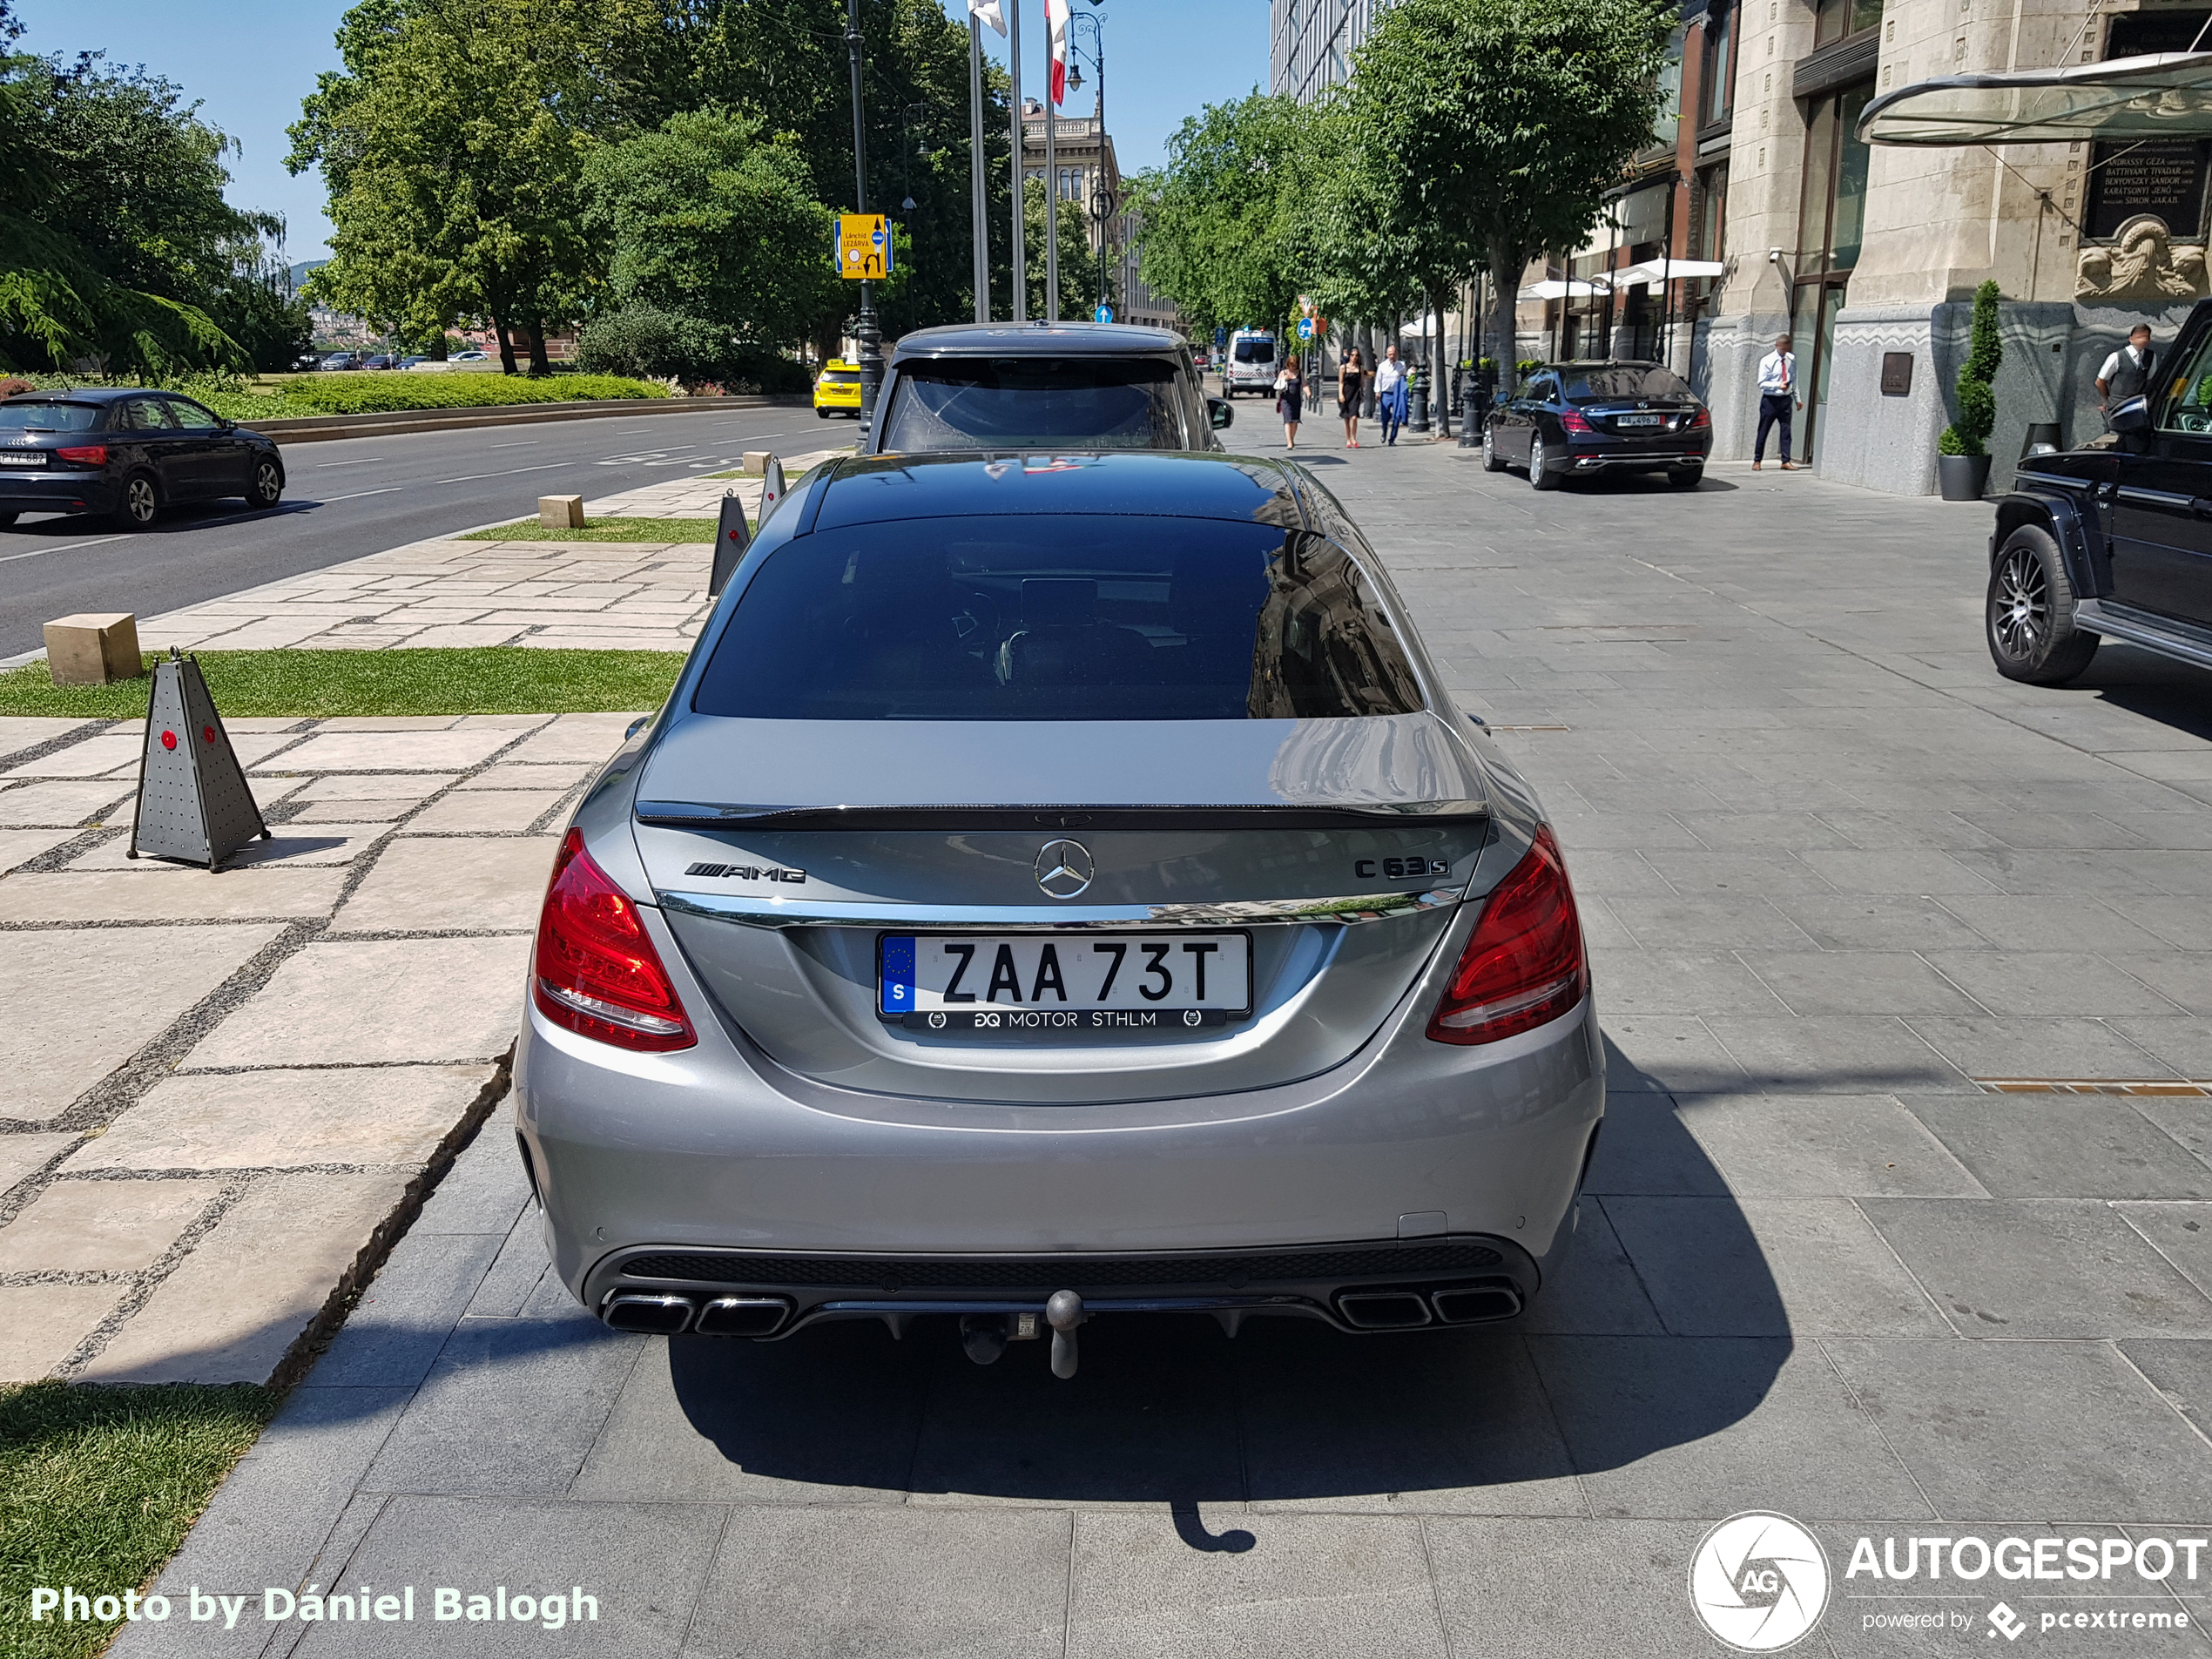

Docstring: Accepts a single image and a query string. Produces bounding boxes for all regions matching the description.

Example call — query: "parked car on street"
[0,388,285,529]
[1989,296,2212,684]
[406,358,455,372]
[516,449,1602,1369]
[1483,361,1712,489]
[866,322,1230,453]
[813,358,862,419]
[317,352,363,372]
[1222,327,1279,398]
[363,354,395,370]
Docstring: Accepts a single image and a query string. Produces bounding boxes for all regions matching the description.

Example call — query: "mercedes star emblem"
[1035,839,1095,900]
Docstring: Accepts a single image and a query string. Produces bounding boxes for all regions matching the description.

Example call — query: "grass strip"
[0,1381,280,1659]
[457,516,723,544]
[188,372,670,422]
[0,648,685,719]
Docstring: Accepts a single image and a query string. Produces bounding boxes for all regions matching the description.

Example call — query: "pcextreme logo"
[1689,1513,1831,1652]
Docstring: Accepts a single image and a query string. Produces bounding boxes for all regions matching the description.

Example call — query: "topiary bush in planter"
[1938,280,2003,498]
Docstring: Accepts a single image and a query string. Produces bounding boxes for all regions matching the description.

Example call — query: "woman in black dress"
[1339,347,1366,448]
[1274,354,1305,450]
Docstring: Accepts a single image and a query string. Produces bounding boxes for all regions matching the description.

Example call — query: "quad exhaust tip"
[1337,1280,1526,1330]
[602,1292,792,1338]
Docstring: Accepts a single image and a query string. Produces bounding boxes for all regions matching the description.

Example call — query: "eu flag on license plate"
[880,935,915,1014]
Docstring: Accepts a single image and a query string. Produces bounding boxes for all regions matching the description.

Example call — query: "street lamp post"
[900,100,929,340]
[844,0,883,423]
[1067,8,1109,321]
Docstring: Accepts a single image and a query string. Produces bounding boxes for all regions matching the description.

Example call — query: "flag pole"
[969,13,989,321]
[1008,1,1026,322]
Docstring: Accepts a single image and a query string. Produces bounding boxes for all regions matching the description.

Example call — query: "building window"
[1702,3,1735,125]
[1798,83,1873,274]
[1694,162,1728,263]
[1652,24,1684,151]
[1812,0,1882,48]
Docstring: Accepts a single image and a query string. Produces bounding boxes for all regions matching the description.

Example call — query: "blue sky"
[10,0,1270,264]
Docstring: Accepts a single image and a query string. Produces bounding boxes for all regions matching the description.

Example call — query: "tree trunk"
[489,298,520,376]
[1431,284,1450,438]
[525,319,551,378]
[1359,323,1377,416]
[1488,237,1526,395]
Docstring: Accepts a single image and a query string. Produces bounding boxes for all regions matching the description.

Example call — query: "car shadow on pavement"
[659,1035,1787,1516]
[2070,641,2212,743]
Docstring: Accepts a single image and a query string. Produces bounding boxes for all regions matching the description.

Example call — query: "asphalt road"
[0,401,837,658]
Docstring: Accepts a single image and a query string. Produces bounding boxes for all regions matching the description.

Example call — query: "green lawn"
[0,1382,279,1659]
[458,516,723,543]
[0,648,685,719]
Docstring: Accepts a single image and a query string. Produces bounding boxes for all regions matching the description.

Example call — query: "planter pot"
[1939,453,1993,502]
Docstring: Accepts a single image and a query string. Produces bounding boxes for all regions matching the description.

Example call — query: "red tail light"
[1689,406,1712,429]
[1427,826,1588,1045]
[54,444,108,465]
[534,828,695,1051]
[1558,407,1595,435]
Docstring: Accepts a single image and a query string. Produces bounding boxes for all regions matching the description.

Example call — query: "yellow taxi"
[813,358,862,418]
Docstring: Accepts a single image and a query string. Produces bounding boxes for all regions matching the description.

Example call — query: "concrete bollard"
[44,612,143,686]
[538,495,585,529]
[742,452,772,475]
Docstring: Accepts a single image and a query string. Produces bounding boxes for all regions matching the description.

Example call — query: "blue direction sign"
[1214,326,1227,347]
[1094,305,1114,323]
[1296,317,1314,341]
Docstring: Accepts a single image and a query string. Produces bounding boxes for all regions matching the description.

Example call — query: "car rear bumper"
[516,906,1606,1333]
[0,472,117,515]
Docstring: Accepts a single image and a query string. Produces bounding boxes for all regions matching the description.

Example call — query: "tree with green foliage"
[1939,280,2003,457]
[0,0,287,376]
[1023,177,1116,325]
[1127,92,1325,343]
[581,108,840,371]
[1342,0,1673,392]
[289,0,662,374]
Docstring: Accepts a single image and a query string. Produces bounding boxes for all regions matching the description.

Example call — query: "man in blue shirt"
[1755,334,1799,471]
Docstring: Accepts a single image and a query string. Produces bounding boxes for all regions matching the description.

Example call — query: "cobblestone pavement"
[99,448,2212,1657]
[113,448,850,657]
[0,712,637,1386]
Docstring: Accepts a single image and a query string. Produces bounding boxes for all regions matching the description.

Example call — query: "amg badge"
[685,862,807,883]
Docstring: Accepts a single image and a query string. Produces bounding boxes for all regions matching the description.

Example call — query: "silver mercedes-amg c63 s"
[515,449,1602,1375]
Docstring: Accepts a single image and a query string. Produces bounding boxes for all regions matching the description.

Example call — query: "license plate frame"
[878,930,1255,1033]
[0,453,48,467]
[1615,413,1666,428]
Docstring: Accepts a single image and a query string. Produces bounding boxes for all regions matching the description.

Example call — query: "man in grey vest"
[2098,323,2155,422]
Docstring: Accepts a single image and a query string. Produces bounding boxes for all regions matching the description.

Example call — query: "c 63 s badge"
[685,862,807,884]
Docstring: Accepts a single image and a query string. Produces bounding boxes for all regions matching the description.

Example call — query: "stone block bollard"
[538,495,585,529]
[742,452,772,475]
[44,612,143,685]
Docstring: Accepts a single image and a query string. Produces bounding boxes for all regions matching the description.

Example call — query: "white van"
[1223,329,1278,397]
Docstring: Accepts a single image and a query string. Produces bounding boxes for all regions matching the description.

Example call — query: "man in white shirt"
[1755,334,1798,471]
[2097,324,2155,421]
[1373,345,1408,446]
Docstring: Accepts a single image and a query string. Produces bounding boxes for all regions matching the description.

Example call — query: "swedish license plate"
[879,932,1251,1031]
[1616,414,1665,428]
[0,453,46,466]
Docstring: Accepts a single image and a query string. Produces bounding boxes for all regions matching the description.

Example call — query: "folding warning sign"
[836,213,891,280]
[129,649,268,870]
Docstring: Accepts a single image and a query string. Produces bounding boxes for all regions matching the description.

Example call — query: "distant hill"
[286,260,328,293]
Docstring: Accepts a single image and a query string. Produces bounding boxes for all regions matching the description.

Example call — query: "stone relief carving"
[2076,214,2209,303]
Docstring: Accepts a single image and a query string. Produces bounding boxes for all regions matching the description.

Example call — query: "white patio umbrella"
[1517,278,1612,301]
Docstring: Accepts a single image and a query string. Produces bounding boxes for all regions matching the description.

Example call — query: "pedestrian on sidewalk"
[1339,347,1366,447]
[1275,354,1305,450]
[1754,334,1799,470]
[2098,323,2156,423]
[1375,345,1409,446]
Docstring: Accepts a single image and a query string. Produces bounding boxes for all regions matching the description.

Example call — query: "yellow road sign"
[837,213,891,280]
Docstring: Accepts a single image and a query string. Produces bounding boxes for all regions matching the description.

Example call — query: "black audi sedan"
[1483,361,1711,489]
[0,388,285,529]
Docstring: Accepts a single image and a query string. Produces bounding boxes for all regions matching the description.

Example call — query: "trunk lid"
[636,712,1491,1105]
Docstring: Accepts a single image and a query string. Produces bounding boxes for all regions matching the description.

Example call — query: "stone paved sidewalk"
[105,447,850,657]
[0,711,637,1385]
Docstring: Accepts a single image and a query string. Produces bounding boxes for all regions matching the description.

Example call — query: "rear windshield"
[821,370,860,385]
[1562,365,1695,401]
[692,514,1424,722]
[880,358,1184,450]
[0,400,101,431]
[1233,338,1276,364]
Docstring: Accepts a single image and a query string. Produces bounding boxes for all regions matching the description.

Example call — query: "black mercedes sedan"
[1483,361,1711,489]
[0,387,285,529]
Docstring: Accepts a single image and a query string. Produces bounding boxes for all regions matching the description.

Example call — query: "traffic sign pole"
[845,0,884,428]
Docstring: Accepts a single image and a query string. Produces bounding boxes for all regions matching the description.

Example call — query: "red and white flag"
[968,0,1005,36]
[1045,0,1071,105]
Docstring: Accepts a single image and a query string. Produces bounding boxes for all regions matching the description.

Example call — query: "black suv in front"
[1991,298,2212,684]
[864,323,1231,455]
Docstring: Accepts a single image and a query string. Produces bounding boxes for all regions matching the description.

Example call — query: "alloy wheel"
[254,461,281,505]
[124,476,156,526]
[1992,544,2048,658]
[1528,435,1544,479]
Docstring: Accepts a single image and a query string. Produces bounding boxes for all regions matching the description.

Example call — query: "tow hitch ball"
[957,1291,1088,1375]
[1047,1290,1089,1379]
